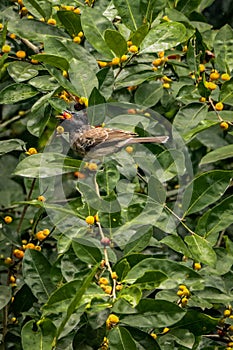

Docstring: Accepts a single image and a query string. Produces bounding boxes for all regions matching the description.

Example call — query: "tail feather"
[130,136,169,144]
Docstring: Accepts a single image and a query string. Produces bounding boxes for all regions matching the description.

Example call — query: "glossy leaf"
[14,153,81,178]
[81,7,114,59]
[134,81,163,107]
[7,61,39,82]
[21,319,56,350]
[108,326,137,350]
[200,144,233,165]
[112,0,142,31]
[176,0,202,15]
[118,299,186,328]
[23,0,52,19]
[214,24,233,72]
[0,286,11,310]
[0,83,39,104]
[140,22,187,53]
[72,238,103,265]
[220,78,233,106]
[22,249,55,303]
[69,58,99,98]
[184,233,217,267]
[57,10,82,36]
[183,170,232,215]
[104,29,128,57]
[0,139,25,155]
[31,53,69,71]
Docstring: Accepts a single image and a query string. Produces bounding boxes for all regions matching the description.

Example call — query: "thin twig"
[208,97,223,122]
[17,178,36,234]
[164,204,195,235]
[21,38,40,53]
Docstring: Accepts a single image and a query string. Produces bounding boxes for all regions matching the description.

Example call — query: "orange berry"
[25,147,38,155]
[199,97,206,102]
[193,262,202,270]
[31,59,39,64]
[20,7,28,15]
[2,45,11,53]
[111,272,118,279]
[74,171,86,179]
[9,33,16,39]
[36,231,47,241]
[10,276,16,283]
[152,58,162,67]
[128,45,138,53]
[221,73,231,81]
[220,121,229,130]
[85,216,95,225]
[4,216,13,224]
[47,18,56,25]
[37,195,46,202]
[104,286,112,295]
[121,55,128,62]
[4,257,13,265]
[73,36,81,44]
[111,57,120,65]
[99,277,109,285]
[215,102,224,111]
[97,60,108,68]
[87,162,98,171]
[127,40,132,46]
[13,249,24,259]
[73,8,81,14]
[125,146,133,153]
[25,243,35,249]
[205,81,217,90]
[210,70,220,80]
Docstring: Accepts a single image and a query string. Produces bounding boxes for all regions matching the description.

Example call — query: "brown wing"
[82,127,137,145]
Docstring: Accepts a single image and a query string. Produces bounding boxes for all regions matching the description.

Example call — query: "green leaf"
[29,75,59,91]
[214,24,233,72]
[89,87,106,106]
[220,78,233,106]
[22,249,55,303]
[21,319,56,350]
[134,81,163,107]
[104,29,127,57]
[0,286,11,310]
[96,163,120,194]
[118,299,185,328]
[14,153,81,178]
[81,7,114,59]
[124,228,152,255]
[23,0,52,19]
[27,105,50,137]
[156,149,186,181]
[160,234,191,257]
[8,19,69,42]
[44,65,80,96]
[140,0,166,24]
[125,326,161,350]
[140,22,186,53]
[173,103,208,141]
[130,24,149,47]
[183,170,232,215]
[196,195,233,239]
[200,144,233,165]
[108,326,137,350]
[119,285,142,307]
[0,83,39,104]
[112,0,142,31]
[32,53,69,71]
[72,238,102,265]
[176,0,202,15]
[184,233,217,266]
[7,61,39,82]
[57,10,82,36]
[0,139,25,155]
[69,58,99,98]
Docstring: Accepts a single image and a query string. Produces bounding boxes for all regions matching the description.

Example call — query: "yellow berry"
[4,257,13,265]
[2,45,11,53]
[193,262,202,270]
[4,216,13,224]
[205,81,217,90]
[162,15,170,21]
[177,290,184,297]
[128,45,138,53]
[47,18,56,25]
[224,309,231,317]
[13,249,24,259]
[104,286,112,295]
[10,276,16,283]
[85,216,95,225]
[151,333,157,340]
[215,102,224,111]
[25,147,37,155]
[121,55,128,62]
[0,23,3,30]
[182,45,188,52]
[162,327,170,334]
[111,57,120,65]
[73,36,81,44]
[181,297,188,305]
[199,64,205,72]
[20,7,28,15]
[37,195,46,202]
[221,73,231,81]
[53,6,60,11]
[125,146,133,153]
[228,325,233,332]
[11,317,17,323]
[210,70,220,80]
[25,243,35,249]
[99,277,109,285]
[163,83,170,89]
[35,245,41,251]
[220,121,229,130]
[16,50,26,58]
[94,213,99,222]
[107,314,119,324]
[36,231,47,241]
[179,285,186,290]
[199,97,206,102]
[40,18,45,22]
[87,162,98,171]
[97,60,108,68]
[78,31,84,38]
[127,40,132,46]
[116,284,123,291]
[79,96,88,107]
[27,15,34,19]
[73,8,81,14]
[111,272,118,279]
[18,0,23,5]
[31,59,39,64]
[152,58,162,67]
[9,33,16,39]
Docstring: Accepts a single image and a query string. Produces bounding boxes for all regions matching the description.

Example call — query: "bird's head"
[56,110,88,132]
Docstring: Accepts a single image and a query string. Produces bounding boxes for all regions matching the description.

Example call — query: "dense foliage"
[0,0,233,349]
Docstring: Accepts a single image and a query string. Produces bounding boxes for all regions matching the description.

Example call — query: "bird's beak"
[56,111,73,120]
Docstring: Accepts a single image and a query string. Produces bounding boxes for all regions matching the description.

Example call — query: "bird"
[58,110,169,158]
